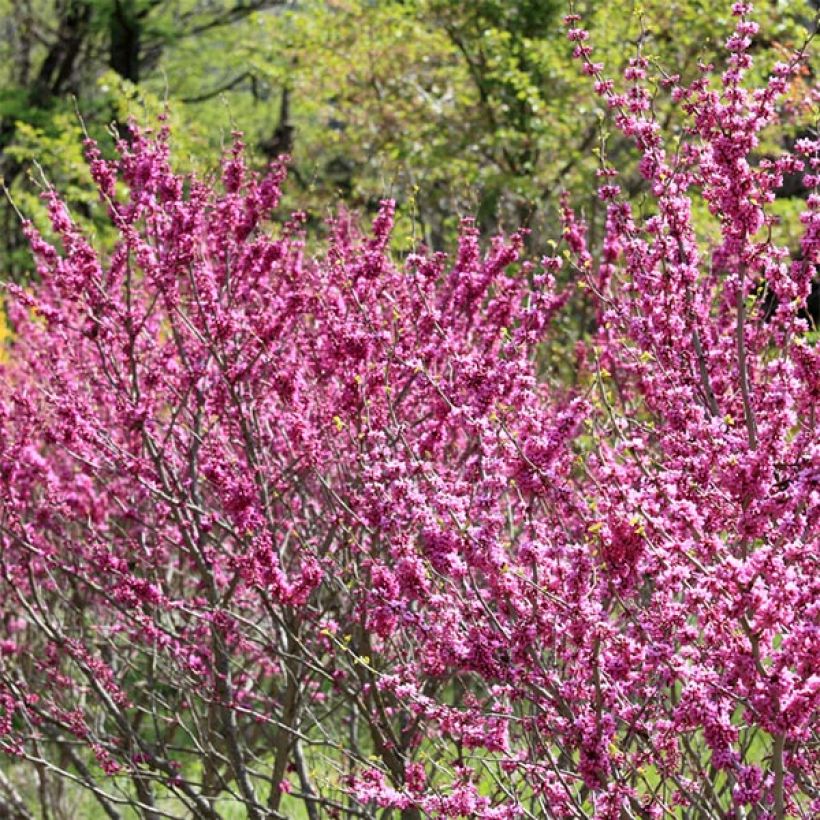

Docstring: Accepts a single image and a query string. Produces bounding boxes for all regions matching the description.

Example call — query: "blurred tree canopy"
[0,0,817,277]
[0,0,287,272]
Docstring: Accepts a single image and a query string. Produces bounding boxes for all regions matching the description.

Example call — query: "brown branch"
[181,71,253,104]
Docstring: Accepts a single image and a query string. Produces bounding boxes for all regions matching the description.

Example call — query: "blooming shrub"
[0,3,818,818]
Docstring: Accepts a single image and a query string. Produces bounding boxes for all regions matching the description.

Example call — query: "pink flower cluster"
[0,5,817,817]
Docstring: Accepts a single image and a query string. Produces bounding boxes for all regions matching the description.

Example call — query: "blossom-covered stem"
[736,262,758,451]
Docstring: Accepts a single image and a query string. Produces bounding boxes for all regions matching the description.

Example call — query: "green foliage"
[0,0,816,273]
[177,0,813,251]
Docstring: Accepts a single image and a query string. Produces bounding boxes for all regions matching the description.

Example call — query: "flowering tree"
[1,3,818,817]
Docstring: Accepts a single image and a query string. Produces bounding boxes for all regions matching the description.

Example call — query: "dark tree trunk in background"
[260,86,295,159]
[1,0,92,186]
[30,0,93,106]
[109,0,142,83]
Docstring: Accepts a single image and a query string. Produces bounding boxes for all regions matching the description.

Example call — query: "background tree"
[0,0,287,277]
[3,0,816,279]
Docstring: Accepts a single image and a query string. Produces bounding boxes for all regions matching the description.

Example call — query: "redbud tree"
[1,3,818,818]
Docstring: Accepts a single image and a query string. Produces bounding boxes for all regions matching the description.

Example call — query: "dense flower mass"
[0,4,818,818]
